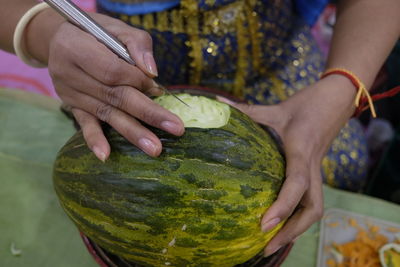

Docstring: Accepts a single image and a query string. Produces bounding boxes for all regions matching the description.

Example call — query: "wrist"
[321,68,378,117]
[25,8,65,65]
[324,64,376,91]
[320,74,356,104]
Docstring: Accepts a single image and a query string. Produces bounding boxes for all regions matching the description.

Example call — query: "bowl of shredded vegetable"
[317,208,400,267]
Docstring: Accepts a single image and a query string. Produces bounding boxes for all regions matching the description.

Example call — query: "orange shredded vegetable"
[328,222,340,228]
[327,258,336,267]
[348,218,363,231]
[369,225,380,234]
[326,219,389,267]
[387,227,400,233]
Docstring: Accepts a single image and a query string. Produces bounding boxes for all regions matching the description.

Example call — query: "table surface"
[1,88,399,267]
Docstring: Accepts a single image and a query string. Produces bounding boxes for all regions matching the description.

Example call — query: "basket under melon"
[53,94,285,267]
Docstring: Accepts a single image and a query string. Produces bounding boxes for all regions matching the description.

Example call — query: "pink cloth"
[0,0,95,98]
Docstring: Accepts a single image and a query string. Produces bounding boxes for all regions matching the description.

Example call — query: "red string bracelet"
[321,68,400,118]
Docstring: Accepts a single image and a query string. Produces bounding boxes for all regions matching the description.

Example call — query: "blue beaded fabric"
[97,0,368,191]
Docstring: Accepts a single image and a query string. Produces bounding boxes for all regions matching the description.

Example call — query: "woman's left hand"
[217,74,357,256]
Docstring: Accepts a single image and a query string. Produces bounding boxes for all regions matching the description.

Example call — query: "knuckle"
[280,201,295,216]
[103,86,128,109]
[124,30,153,51]
[285,234,296,244]
[95,103,113,123]
[103,57,122,85]
[137,30,152,44]
[137,106,159,125]
[106,20,125,29]
[139,73,152,91]
[246,104,257,115]
[299,175,310,190]
[274,233,295,246]
[289,173,310,191]
[273,197,294,217]
[236,104,257,118]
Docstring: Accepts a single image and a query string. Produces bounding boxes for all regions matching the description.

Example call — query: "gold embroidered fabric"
[109,0,324,100]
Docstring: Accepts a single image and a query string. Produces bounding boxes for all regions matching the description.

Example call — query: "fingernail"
[138,138,157,155]
[264,245,282,258]
[149,87,164,96]
[92,146,106,162]
[261,218,280,233]
[143,52,158,76]
[216,95,235,105]
[161,121,183,135]
[150,80,164,95]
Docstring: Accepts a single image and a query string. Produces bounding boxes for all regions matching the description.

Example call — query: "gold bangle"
[13,2,50,68]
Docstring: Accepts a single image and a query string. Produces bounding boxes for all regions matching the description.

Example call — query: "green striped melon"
[53,94,285,266]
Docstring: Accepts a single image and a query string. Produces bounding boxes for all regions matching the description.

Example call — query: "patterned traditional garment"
[97,0,368,191]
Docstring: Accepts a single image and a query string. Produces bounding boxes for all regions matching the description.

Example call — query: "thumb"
[216,96,283,131]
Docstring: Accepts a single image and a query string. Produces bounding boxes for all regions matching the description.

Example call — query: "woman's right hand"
[26,10,185,160]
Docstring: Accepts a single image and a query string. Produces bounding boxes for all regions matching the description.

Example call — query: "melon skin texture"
[53,98,285,267]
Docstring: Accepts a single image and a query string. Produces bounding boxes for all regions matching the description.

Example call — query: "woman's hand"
[218,74,357,256]
[26,11,184,160]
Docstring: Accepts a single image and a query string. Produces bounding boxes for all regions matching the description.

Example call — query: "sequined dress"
[97,0,368,191]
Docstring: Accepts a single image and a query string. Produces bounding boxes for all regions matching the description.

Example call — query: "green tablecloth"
[1,88,400,267]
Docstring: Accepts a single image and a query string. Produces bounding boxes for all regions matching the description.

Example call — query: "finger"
[146,86,165,97]
[216,96,284,133]
[264,171,323,257]
[111,27,158,77]
[80,14,157,78]
[72,108,110,162]
[59,67,184,136]
[63,90,163,157]
[260,152,310,233]
[68,30,158,93]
